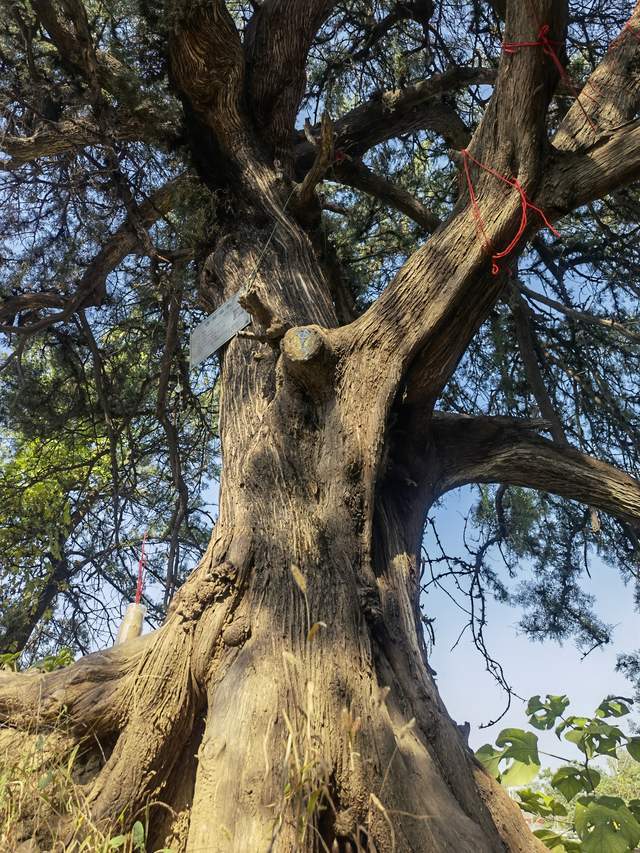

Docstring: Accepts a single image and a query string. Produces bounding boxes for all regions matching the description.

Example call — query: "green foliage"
[0,301,218,658]
[476,695,640,852]
[528,695,571,731]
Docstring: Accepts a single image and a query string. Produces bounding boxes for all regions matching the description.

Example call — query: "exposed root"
[0,555,245,845]
[0,634,153,735]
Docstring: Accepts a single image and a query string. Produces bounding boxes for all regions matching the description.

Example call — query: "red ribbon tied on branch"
[461,149,560,276]
[624,22,640,43]
[134,531,148,605]
[503,24,598,132]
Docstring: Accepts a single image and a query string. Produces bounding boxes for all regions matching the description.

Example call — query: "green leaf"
[575,796,640,853]
[527,694,570,730]
[475,743,503,778]
[628,800,640,823]
[495,728,540,764]
[626,737,640,763]
[562,719,625,759]
[494,728,540,787]
[132,820,145,849]
[107,837,127,849]
[595,697,632,719]
[517,788,568,817]
[557,716,589,739]
[552,766,601,801]
[501,758,540,788]
[533,829,582,852]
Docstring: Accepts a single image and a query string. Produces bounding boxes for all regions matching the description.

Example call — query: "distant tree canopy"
[0,0,639,678]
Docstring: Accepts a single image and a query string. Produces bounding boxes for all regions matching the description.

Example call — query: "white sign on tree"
[189,293,251,369]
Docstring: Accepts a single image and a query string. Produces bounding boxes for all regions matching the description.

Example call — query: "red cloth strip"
[503,24,598,131]
[135,531,148,605]
[461,149,560,276]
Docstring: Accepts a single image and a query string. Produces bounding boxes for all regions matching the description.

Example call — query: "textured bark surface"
[3,1,640,850]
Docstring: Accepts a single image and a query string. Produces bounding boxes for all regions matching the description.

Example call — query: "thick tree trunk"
[148,218,540,851]
[160,350,539,851]
[0,219,543,852]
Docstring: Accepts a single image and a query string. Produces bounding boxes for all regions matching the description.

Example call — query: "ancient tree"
[1,0,640,850]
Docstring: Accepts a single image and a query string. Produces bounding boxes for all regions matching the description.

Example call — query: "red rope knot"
[503,24,560,55]
[501,23,598,131]
[537,24,560,55]
[460,148,560,277]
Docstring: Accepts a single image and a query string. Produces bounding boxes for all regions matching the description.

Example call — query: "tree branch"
[539,4,640,212]
[332,2,568,407]
[245,0,338,169]
[295,66,494,170]
[0,176,187,333]
[509,286,568,445]
[168,0,246,149]
[331,159,441,233]
[518,281,640,344]
[0,115,167,170]
[553,2,640,152]
[294,113,334,211]
[542,119,640,215]
[431,413,640,528]
[30,0,161,113]
[0,632,154,731]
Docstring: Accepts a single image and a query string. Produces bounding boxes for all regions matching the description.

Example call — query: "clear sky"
[426,487,639,762]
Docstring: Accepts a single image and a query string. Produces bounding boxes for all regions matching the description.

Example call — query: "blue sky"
[427,487,638,761]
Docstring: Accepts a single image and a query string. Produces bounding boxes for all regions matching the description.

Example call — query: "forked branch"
[168,0,246,147]
[245,0,338,167]
[0,176,188,337]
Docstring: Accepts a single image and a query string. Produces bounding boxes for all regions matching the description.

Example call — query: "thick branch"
[246,0,337,167]
[168,0,246,149]
[0,115,167,170]
[331,159,441,232]
[539,4,640,212]
[295,67,495,171]
[542,119,640,215]
[432,413,640,528]
[0,633,153,731]
[30,0,160,113]
[553,2,640,151]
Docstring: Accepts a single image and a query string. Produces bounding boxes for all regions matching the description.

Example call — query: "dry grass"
[0,727,172,852]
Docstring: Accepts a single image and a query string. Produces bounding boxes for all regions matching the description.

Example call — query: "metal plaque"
[189,293,251,369]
